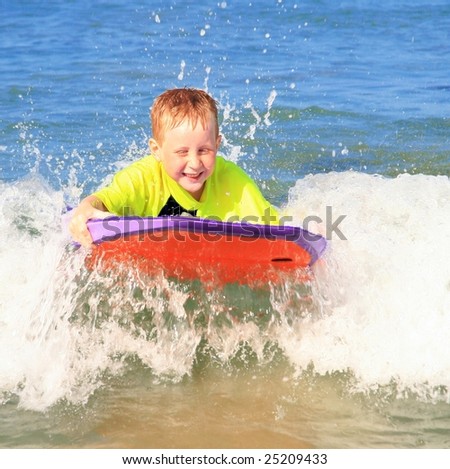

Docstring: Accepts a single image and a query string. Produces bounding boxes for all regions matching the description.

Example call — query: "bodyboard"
[84,216,327,286]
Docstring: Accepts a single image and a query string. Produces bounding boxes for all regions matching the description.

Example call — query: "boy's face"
[150,115,221,201]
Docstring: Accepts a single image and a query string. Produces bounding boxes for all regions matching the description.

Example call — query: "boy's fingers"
[68,215,93,247]
[77,237,92,249]
[67,206,113,247]
[79,210,113,247]
[80,225,94,247]
[74,228,94,248]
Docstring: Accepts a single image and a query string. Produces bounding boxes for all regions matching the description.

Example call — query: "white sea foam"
[279,171,450,395]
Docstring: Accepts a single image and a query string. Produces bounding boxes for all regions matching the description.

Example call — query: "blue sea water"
[1,0,450,450]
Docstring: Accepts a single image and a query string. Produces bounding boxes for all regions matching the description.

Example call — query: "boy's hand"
[68,196,112,248]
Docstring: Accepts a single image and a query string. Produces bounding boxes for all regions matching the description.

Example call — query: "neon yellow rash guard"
[93,155,280,225]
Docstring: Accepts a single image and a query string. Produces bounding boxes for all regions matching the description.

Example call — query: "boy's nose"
[187,154,202,169]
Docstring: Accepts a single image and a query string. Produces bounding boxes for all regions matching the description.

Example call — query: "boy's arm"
[68,195,112,248]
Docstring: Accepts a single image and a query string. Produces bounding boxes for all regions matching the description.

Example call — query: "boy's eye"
[175,148,211,156]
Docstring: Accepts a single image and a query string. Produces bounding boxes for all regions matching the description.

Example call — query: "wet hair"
[151,88,219,143]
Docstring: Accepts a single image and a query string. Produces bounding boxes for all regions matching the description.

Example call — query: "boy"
[69,88,279,247]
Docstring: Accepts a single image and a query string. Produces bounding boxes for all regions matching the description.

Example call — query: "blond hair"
[151,88,219,143]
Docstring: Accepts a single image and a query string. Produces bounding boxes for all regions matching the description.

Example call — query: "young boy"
[69,88,279,247]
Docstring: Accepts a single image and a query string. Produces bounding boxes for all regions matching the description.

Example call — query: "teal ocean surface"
[1,0,449,449]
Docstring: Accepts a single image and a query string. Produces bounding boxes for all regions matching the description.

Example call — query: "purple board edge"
[86,216,327,266]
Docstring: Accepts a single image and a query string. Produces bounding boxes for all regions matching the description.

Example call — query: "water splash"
[282,171,450,398]
[1,169,449,411]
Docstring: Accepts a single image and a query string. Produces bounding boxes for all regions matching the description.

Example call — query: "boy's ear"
[149,138,160,159]
[216,134,222,149]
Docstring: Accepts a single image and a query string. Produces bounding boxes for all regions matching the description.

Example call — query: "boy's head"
[151,88,219,144]
[149,88,222,201]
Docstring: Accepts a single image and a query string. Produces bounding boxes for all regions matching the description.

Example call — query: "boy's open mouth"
[183,172,203,180]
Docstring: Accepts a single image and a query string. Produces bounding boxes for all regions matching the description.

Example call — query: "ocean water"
[1,0,450,449]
